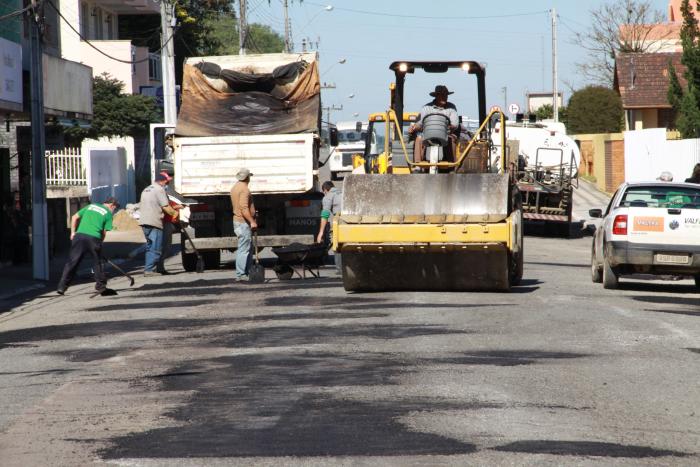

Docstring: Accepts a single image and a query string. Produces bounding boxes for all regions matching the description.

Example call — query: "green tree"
[566,86,623,134]
[202,11,284,55]
[533,104,568,124]
[668,0,700,137]
[64,74,161,144]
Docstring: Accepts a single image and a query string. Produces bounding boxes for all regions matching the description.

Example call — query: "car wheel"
[602,249,618,289]
[591,247,602,283]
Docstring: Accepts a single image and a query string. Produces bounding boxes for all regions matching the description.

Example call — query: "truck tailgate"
[174,134,315,196]
[627,206,700,246]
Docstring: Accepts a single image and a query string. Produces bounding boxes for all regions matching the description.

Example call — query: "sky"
[246,0,670,124]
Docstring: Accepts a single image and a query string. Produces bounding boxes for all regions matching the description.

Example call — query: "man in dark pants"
[57,197,119,296]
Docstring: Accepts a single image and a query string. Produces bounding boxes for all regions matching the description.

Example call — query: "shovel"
[178,221,204,273]
[249,230,265,283]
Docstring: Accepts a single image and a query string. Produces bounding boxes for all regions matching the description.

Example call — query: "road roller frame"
[333,60,523,292]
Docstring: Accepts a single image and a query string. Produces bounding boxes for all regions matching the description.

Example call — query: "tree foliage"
[64,74,161,143]
[198,11,285,55]
[668,0,700,137]
[567,86,623,134]
[533,103,568,123]
[573,0,666,86]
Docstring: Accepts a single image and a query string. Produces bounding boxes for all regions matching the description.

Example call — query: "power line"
[303,1,548,20]
[0,4,31,22]
[46,0,175,65]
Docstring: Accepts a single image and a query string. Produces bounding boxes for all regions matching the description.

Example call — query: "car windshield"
[620,186,700,209]
[337,130,366,143]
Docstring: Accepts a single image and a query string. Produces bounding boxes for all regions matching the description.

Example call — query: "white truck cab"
[329,121,376,180]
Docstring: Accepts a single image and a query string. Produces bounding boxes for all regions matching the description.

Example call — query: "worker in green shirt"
[57,196,119,296]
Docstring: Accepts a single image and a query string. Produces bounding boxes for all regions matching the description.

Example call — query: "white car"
[589,181,700,289]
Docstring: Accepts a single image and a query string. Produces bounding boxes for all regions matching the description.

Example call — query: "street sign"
[508,103,520,115]
[490,105,502,113]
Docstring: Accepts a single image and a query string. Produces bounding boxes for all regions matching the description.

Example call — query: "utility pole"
[551,7,559,122]
[501,86,507,114]
[28,0,48,280]
[160,0,177,126]
[28,0,48,281]
[283,0,291,53]
[323,104,342,133]
[238,0,247,55]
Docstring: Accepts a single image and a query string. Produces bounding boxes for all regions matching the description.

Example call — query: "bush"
[567,86,623,134]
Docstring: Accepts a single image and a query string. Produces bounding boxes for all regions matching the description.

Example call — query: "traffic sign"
[508,103,520,115]
[489,105,502,113]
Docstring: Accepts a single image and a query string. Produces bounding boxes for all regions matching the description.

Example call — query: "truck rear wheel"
[182,251,198,272]
[202,251,220,270]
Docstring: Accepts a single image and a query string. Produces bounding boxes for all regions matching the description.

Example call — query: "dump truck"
[328,121,376,180]
[150,52,326,270]
[333,61,523,291]
[494,120,580,235]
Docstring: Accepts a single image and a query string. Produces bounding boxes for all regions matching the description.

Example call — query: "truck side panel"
[174,134,316,196]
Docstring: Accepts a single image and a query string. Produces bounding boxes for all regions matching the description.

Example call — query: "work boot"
[56,288,65,295]
[143,271,159,277]
[100,288,118,296]
[235,275,250,282]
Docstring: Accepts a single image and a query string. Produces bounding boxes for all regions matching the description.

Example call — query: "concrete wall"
[573,133,624,193]
[82,136,136,205]
[43,54,93,118]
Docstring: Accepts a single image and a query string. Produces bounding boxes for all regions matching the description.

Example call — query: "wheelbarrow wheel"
[273,264,294,280]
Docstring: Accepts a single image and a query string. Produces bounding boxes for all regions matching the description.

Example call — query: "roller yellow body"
[333,61,523,292]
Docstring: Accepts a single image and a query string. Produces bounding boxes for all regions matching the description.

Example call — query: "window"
[106,14,114,39]
[337,130,366,143]
[620,186,700,209]
[80,2,89,38]
[149,53,161,81]
[93,6,103,39]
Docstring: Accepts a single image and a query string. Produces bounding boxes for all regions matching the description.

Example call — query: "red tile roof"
[614,52,685,109]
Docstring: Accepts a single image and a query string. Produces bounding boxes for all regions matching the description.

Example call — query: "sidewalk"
[0,229,146,306]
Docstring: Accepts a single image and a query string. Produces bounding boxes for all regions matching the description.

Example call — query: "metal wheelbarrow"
[271,242,329,280]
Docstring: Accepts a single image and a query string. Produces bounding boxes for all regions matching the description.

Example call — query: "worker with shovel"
[231,168,257,282]
[57,196,119,296]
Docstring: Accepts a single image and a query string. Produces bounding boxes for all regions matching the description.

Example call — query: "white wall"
[82,137,136,204]
[624,129,700,182]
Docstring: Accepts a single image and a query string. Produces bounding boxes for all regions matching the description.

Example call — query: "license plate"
[190,212,215,221]
[654,254,690,264]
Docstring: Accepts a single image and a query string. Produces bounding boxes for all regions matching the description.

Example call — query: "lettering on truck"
[633,216,664,232]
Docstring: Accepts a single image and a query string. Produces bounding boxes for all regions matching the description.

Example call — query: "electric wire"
[303,1,548,20]
[46,0,175,65]
[0,4,31,22]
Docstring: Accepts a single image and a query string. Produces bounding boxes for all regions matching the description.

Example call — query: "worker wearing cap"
[230,168,257,281]
[57,196,119,296]
[409,85,459,165]
[139,172,179,276]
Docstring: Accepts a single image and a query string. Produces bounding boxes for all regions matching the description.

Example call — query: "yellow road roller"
[332,61,523,291]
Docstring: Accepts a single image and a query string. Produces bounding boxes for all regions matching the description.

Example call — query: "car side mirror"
[329,127,338,147]
[589,208,603,218]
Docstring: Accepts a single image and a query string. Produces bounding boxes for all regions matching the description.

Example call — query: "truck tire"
[203,251,220,270]
[510,225,524,286]
[695,275,700,289]
[602,248,618,289]
[331,171,339,181]
[182,251,198,272]
[591,247,602,283]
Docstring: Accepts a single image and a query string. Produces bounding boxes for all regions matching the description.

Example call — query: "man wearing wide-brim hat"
[230,168,257,281]
[408,85,459,166]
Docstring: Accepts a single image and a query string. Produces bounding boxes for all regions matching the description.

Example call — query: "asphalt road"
[0,185,699,466]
